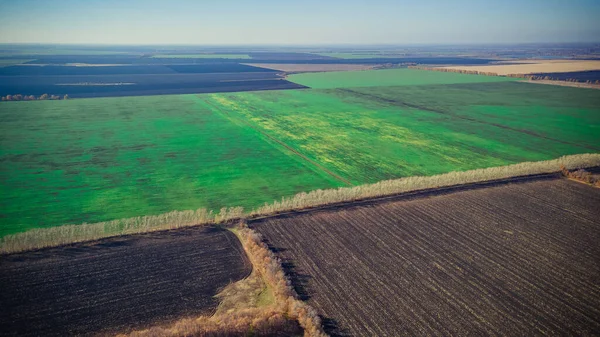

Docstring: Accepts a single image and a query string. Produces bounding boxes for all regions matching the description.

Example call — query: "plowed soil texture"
[252,177,600,336]
[0,226,251,337]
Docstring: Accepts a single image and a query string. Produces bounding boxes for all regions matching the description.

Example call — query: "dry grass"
[438,60,600,76]
[251,154,600,216]
[0,207,243,254]
[119,223,326,337]
[2,154,599,255]
[561,166,600,188]
[245,63,376,73]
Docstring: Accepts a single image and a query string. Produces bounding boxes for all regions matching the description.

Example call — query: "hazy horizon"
[1,0,600,45]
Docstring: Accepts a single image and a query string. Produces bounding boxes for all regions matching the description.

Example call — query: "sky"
[0,0,599,45]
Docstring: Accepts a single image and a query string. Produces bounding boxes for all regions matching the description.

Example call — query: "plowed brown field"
[0,226,251,337]
[253,177,600,336]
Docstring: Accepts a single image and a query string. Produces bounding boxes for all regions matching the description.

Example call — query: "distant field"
[246,63,376,72]
[0,95,342,236]
[1,72,303,98]
[440,60,600,75]
[314,52,405,59]
[16,55,496,65]
[286,68,518,89]
[253,177,600,336]
[0,63,300,98]
[0,49,130,56]
[151,54,252,59]
[0,63,273,76]
[0,59,34,67]
[0,226,250,336]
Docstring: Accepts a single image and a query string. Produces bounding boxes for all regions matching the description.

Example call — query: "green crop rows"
[1,69,599,236]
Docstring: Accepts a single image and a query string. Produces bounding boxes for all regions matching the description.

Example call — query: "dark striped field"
[0,226,251,337]
[252,177,600,336]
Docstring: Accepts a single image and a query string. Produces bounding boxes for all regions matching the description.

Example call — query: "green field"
[1,69,599,236]
[198,83,599,184]
[0,96,342,236]
[315,52,474,59]
[287,68,518,89]
[151,54,251,59]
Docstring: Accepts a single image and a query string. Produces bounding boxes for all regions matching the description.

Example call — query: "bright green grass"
[198,82,599,185]
[287,68,518,89]
[151,54,251,59]
[0,59,35,67]
[2,80,599,237]
[0,96,342,236]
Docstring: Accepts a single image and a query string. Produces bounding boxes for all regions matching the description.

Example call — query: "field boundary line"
[2,154,599,255]
[247,173,563,223]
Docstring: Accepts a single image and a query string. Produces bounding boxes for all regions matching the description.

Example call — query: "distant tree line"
[408,66,600,85]
[1,94,69,101]
[517,75,600,84]
[407,66,499,76]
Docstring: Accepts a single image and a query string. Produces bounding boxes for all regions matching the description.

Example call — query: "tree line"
[408,66,600,85]
[1,94,69,101]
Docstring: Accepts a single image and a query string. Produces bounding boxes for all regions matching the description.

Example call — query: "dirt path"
[0,226,251,337]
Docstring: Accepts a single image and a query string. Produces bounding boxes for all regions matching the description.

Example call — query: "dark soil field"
[532,70,600,82]
[0,63,275,76]
[252,177,600,336]
[0,72,304,98]
[11,55,496,65]
[0,226,251,337]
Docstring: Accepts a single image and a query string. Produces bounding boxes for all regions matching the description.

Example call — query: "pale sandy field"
[441,60,600,75]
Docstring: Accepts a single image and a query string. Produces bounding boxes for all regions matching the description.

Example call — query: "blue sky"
[0,0,599,45]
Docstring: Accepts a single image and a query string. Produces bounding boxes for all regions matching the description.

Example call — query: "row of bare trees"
[409,66,600,85]
[560,166,600,187]
[407,66,499,76]
[518,74,600,84]
[1,94,69,101]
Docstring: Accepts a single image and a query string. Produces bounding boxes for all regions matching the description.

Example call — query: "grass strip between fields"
[119,224,326,337]
[1,153,599,254]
